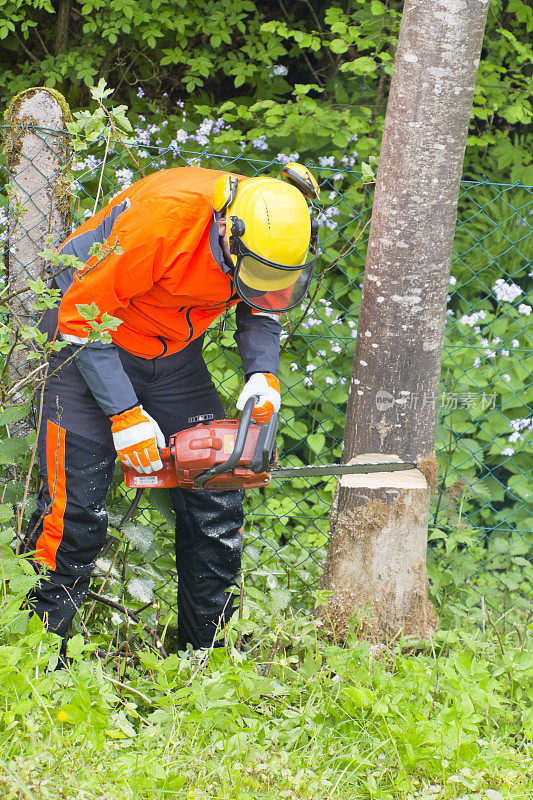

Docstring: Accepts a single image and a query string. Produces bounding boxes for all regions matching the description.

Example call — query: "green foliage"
[0,1,531,182]
[0,528,532,799]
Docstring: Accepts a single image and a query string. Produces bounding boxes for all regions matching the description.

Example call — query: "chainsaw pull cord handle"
[193,396,258,489]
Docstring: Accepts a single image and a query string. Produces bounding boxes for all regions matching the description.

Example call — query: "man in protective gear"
[24,162,320,651]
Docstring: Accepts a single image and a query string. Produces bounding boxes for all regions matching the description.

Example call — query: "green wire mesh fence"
[1,121,531,625]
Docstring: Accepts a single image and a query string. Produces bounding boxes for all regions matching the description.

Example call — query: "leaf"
[148,488,175,527]
[0,405,30,426]
[330,39,349,54]
[361,161,375,183]
[341,56,377,74]
[75,302,100,320]
[67,634,86,658]
[0,437,28,466]
[0,504,14,523]
[270,587,291,614]
[307,432,325,453]
[0,528,15,545]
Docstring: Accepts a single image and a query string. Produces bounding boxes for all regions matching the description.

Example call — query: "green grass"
[0,538,531,799]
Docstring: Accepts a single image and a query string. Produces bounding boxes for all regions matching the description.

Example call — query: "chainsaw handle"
[193,396,258,489]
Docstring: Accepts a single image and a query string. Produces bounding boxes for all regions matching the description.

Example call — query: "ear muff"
[229,216,245,254]
[212,175,239,213]
[230,216,245,238]
[281,162,320,200]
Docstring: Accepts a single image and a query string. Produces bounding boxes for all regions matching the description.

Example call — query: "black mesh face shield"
[230,223,319,313]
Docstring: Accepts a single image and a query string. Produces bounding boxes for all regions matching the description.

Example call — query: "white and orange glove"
[110,405,165,474]
[236,373,281,423]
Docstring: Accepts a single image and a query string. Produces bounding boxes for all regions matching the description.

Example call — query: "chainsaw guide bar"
[271,461,417,478]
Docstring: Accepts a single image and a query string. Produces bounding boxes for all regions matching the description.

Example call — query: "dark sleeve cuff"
[234,303,281,377]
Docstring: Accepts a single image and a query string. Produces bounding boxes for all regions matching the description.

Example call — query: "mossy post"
[4,87,72,389]
[323,0,490,642]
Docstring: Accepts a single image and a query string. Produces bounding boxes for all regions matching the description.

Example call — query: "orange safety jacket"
[58,167,245,358]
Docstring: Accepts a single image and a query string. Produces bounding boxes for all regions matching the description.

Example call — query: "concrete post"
[3,87,72,387]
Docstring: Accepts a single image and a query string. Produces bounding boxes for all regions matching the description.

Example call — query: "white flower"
[473,357,481,367]
[137,87,145,98]
[325,376,334,385]
[317,350,326,357]
[502,374,511,382]
[500,349,509,357]
[330,341,341,354]
[290,362,298,371]
[304,376,313,387]
[115,168,134,189]
[518,304,531,316]
[493,278,522,303]
[252,134,268,151]
[458,310,486,327]
[306,364,317,372]
[445,310,455,317]
[174,129,189,143]
[276,152,299,165]
[316,206,340,230]
[508,417,533,442]
[512,339,519,348]
[271,64,288,77]
[319,156,335,168]
[341,155,356,167]
[501,447,514,456]
[111,612,123,626]
[449,276,457,286]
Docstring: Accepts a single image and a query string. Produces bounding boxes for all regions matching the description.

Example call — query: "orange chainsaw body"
[122,417,273,491]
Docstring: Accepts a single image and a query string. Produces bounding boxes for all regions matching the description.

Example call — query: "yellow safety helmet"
[211,163,320,313]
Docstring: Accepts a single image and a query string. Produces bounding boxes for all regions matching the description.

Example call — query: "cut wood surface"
[339,454,427,490]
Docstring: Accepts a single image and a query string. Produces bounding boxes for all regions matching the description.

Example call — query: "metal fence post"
[3,87,72,389]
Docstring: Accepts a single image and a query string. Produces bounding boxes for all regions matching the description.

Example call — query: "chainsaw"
[121,397,424,491]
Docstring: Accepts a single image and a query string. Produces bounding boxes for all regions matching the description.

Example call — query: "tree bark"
[322,0,490,642]
[54,0,71,56]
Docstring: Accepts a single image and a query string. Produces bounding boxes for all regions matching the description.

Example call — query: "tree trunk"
[322,0,490,642]
[54,0,71,56]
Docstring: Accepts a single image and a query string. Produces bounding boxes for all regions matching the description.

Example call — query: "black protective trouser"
[24,338,244,650]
